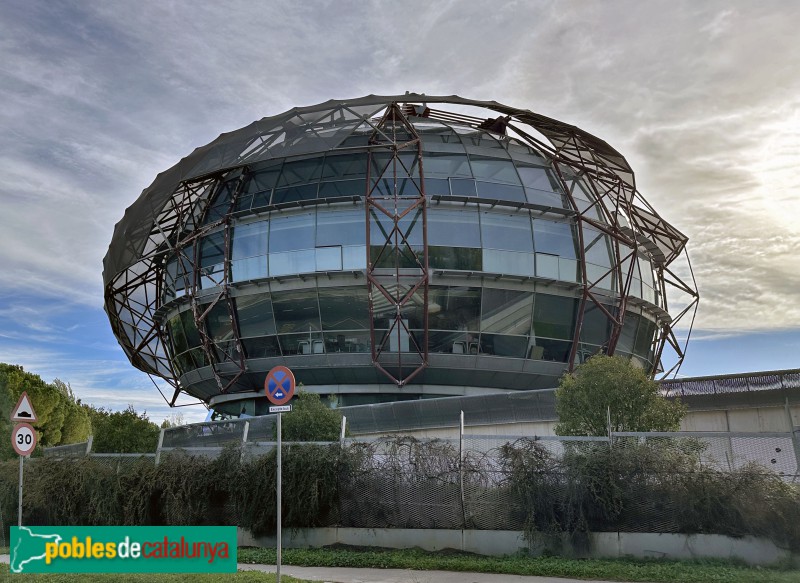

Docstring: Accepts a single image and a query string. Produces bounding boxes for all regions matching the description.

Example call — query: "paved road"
[1,554,625,583]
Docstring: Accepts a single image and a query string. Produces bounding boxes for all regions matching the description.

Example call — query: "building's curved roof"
[103,93,686,286]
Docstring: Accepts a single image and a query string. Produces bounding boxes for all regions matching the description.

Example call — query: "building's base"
[239,527,796,567]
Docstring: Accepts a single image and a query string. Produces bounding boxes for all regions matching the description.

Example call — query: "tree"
[161,413,186,429]
[554,354,686,436]
[279,391,343,441]
[0,364,91,455]
[52,379,91,445]
[85,405,160,453]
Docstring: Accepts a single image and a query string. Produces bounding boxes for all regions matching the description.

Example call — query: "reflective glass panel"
[480,334,528,358]
[482,249,535,277]
[244,167,281,194]
[317,209,365,247]
[428,209,481,247]
[269,249,316,276]
[272,290,321,333]
[371,285,425,332]
[231,256,267,282]
[277,158,323,186]
[534,338,572,362]
[242,336,280,358]
[639,255,654,288]
[167,314,188,355]
[319,287,369,330]
[428,286,481,331]
[481,213,533,251]
[532,294,577,340]
[535,253,559,279]
[449,178,477,197]
[581,302,613,346]
[429,330,477,354]
[480,289,533,335]
[206,302,233,342]
[241,167,281,210]
[423,178,450,196]
[318,179,367,197]
[634,317,657,357]
[272,184,318,204]
[323,331,370,353]
[583,225,612,267]
[423,153,471,177]
[179,309,201,348]
[200,231,225,268]
[321,153,368,179]
[516,164,558,191]
[204,179,235,224]
[315,246,342,271]
[342,245,367,269]
[371,152,418,185]
[279,332,325,356]
[232,221,268,259]
[559,258,579,282]
[429,247,482,270]
[617,313,640,354]
[475,181,526,202]
[533,220,577,258]
[269,212,315,252]
[164,253,191,299]
[469,156,520,184]
[236,294,277,337]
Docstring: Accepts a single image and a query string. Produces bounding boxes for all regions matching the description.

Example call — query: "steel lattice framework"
[365,103,429,386]
[103,94,698,406]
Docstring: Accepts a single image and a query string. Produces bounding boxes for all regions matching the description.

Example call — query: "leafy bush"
[499,437,800,550]
[279,391,343,441]
[6,435,800,554]
[555,354,686,436]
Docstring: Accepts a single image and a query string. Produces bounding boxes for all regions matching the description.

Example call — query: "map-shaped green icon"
[11,526,62,573]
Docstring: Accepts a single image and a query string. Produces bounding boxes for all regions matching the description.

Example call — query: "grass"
[0,564,309,582]
[4,544,799,582]
[238,546,800,583]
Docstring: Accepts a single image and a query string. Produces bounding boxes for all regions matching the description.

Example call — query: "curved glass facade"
[104,95,695,409]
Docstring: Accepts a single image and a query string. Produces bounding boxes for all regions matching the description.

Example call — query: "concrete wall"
[681,404,799,433]
[240,527,797,567]
[356,403,800,439]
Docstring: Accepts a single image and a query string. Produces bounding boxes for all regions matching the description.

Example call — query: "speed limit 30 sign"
[12,422,37,456]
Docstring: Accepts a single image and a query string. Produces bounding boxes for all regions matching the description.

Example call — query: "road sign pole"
[264,365,294,583]
[18,454,23,527]
[276,410,282,583]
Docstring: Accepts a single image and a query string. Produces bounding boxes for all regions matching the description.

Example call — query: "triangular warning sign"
[11,391,37,423]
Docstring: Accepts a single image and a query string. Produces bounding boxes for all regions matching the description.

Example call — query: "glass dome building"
[103,94,698,415]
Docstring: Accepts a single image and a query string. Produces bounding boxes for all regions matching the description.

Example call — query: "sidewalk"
[0,555,624,582]
[239,563,624,582]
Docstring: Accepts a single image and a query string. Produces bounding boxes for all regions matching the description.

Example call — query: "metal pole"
[155,427,165,466]
[459,410,467,529]
[241,420,250,463]
[18,455,23,527]
[784,398,800,483]
[276,411,282,583]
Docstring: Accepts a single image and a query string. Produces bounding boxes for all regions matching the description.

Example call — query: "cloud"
[1,0,798,414]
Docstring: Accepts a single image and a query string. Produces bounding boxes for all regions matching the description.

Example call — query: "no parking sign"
[265,366,295,406]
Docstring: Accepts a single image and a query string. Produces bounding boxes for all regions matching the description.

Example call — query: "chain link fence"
[4,427,796,551]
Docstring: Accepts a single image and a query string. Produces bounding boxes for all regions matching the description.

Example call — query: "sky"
[0,1,798,425]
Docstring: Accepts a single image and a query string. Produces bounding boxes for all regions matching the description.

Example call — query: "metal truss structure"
[104,94,698,406]
[365,103,429,386]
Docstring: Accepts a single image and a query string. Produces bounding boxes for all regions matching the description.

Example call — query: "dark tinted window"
[236,294,277,337]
